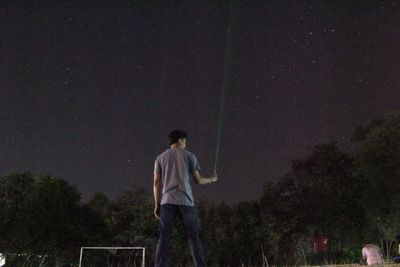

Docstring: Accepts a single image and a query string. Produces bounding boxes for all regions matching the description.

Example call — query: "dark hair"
[169,130,188,145]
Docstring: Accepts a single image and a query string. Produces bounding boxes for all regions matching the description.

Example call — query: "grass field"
[303,264,400,267]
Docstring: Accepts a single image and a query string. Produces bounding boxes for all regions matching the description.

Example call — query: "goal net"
[78,247,145,267]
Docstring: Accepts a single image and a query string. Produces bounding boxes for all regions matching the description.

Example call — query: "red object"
[313,235,327,252]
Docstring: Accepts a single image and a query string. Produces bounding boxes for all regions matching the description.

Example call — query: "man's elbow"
[154,173,161,186]
[193,177,201,185]
[192,172,201,185]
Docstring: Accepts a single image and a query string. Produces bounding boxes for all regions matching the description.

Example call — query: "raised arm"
[192,170,218,185]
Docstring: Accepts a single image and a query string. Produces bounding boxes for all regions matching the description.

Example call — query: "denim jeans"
[155,204,206,267]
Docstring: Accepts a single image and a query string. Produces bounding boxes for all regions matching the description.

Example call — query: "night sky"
[2,1,400,204]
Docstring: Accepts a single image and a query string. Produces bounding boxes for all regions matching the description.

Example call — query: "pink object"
[362,244,384,266]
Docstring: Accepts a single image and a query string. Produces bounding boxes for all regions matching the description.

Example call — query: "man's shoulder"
[156,148,197,160]
[156,149,170,160]
[183,149,196,156]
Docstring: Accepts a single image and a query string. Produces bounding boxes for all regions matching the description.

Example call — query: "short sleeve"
[154,159,162,174]
[188,153,201,172]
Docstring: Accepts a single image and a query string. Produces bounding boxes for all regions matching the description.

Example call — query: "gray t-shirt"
[154,148,201,206]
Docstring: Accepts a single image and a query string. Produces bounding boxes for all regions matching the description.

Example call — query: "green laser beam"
[214,0,238,171]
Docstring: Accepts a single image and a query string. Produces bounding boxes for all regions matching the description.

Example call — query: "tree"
[197,201,235,266]
[109,186,156,246]
[0,172,35,253]
[0,173,87,266]
[88,192,111,219]
[26,175,82,264]
[260,177,312,265]
[290,144,364,242]
[354,112,400,259]
[107,186,157,265]
[260,143,364,265]
[231,201,266,266]
[82,192,113,245]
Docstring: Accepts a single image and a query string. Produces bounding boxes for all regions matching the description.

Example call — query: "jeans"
[155,204,206,267]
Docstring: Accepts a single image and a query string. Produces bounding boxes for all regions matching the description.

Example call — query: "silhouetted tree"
[0,172,35,253]
[260,143,364,265]
[354,112,400,259]
[26,175,82,264]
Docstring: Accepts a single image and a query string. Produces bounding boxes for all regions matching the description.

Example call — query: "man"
[153,130,218,267]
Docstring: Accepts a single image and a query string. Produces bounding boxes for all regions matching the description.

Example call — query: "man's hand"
[154,205,160,220]
[193,170,218,185]
[212,170,218,183]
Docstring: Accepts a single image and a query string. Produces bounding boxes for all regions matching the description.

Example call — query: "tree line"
[1,112,400,266]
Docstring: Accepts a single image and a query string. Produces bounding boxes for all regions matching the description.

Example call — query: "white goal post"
[78,247,145,267]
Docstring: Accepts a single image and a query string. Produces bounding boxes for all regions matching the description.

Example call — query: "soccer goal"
[78,247,145,267]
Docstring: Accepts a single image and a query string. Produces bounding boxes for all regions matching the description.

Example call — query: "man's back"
[155,148,200,206]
